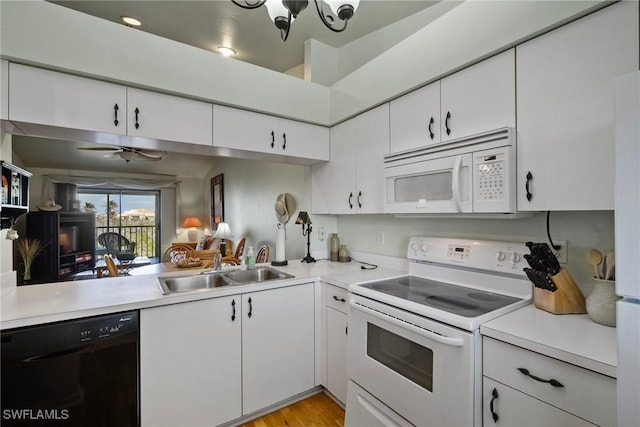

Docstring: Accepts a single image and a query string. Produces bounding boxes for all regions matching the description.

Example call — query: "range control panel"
[408,236,528,276]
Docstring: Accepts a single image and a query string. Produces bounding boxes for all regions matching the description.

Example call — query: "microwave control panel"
[473,146,516,213]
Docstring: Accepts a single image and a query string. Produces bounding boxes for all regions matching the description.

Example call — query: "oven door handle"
[452,154,463,213]
[350,300,465,347]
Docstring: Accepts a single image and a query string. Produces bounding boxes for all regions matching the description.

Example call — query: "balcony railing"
[95,225,158,259]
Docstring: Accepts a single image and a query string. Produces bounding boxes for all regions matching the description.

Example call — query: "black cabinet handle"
[525,172,533,202]
[345,325,348,335]
[445,111,451,136]
[517,367,564,387]
[114,104,119,126]
[271,131,275,148]
[134,107,140,129]
[282,133,286,150]
[348,192,353,209]
[248,297,253,319]
[357,191,362,208]
[231,299,236,322]
[489,387,499,422]
[428,116,434,139]
[333,295,346,303]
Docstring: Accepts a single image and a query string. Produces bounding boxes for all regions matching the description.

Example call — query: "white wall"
[334,211,614,294]
[204,158,337,261]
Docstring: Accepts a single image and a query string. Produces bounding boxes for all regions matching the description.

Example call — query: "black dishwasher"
[1,311,139,426]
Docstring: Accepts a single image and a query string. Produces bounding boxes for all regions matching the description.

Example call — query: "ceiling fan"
[77,146,167,163]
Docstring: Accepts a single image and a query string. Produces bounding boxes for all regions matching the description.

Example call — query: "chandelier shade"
[231,0,359,41]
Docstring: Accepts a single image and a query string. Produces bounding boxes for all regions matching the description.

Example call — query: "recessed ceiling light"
[217,46,237,57]
[121,16,142,27]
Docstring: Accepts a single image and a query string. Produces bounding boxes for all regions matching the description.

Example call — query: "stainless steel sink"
[158,273,230,294]
[221,267,294,285]
[157,267,294,294]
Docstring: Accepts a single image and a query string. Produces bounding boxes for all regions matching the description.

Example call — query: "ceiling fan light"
[119,151,138,162]
[282,0,308,18]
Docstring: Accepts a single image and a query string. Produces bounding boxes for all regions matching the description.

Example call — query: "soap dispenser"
[246,246,256,270]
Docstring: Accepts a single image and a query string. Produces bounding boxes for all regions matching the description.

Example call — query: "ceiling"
[49,0,439,74]
[12,1,442,176]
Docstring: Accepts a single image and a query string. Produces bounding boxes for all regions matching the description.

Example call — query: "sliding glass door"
[78,189,160,260]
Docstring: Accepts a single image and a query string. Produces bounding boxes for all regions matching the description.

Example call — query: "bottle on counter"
[330,233,340,262]
[246,246,256,270]
[338,245,350,263]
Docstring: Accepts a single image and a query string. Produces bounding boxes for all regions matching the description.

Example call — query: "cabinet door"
[355,103,389,213]
[440,49,515,141]
[326,307,348,404]
[242,283,315,414]
[9,63,126,134]
[483,378,596,427]
[277,118,329,161]
[329,119,358,214]
[390,80,440,153]
[127,88,213,146]
[1,60,8,121]
[213,104,279,153]
[140,297,242,426]
[516,1,638,211]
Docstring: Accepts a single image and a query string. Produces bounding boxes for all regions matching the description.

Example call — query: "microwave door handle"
[452,155,463,212]
[349,299,465,347]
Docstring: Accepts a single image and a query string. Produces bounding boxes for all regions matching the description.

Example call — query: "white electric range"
[345,237,532,427]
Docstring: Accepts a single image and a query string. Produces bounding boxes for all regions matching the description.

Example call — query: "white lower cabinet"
[140,296,242,427]
[483,337,615,426]
[324,284,349,403]
[140,283,315,426]
[242,283,316,414]
[483,378,595,426]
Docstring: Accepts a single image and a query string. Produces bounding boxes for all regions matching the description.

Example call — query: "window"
[78,189,160,260]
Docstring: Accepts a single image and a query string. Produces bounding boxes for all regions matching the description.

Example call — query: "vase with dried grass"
[15,238,45,284]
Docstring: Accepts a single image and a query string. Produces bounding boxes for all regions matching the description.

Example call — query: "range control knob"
[411,243,420,252]
[420,243,429,253]
[495,251,506,262]
[510,252,522,264]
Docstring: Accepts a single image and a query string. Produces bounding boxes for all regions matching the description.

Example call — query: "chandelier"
[231,0,360,41]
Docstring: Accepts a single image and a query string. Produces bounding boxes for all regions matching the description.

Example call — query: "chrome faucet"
[213,253,222,271]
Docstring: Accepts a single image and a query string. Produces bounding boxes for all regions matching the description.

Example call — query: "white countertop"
[0,259,405,330]
[481,305,617,378]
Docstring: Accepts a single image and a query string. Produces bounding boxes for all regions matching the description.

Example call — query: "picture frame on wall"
[211,174,224,231]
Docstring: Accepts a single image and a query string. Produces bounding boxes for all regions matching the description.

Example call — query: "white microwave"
[384,128,516,214]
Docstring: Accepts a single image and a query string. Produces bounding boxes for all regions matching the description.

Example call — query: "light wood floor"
[240,393,345,427]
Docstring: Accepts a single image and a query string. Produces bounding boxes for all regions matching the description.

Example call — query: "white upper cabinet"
[390,80,441,153]
[8,63,127,134]
[1,60,8,121]
[127,88,212,146]
[213,104,329,161]
[277,117,330,161]
[516,1,638,211]
[440,49,515,142]
[317,104,389,214]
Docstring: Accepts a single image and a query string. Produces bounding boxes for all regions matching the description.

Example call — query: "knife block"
[533,268,587,314]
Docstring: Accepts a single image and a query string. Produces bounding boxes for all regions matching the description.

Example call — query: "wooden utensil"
[587,248,603,279]
[605,251,615,280]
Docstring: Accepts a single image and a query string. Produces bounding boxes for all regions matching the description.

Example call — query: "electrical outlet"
[318,227,325,242]
[551,240,568,264]
[377,230,385,245]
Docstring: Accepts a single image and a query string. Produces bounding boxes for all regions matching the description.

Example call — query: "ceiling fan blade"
[77,146,121,151]
[135,151,165,161]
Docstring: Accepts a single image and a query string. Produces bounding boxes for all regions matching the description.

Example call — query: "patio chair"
[98,232,137,259]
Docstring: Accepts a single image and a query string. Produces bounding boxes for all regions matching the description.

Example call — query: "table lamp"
[213,222,232,256]
[295,211,315,263]
[182,217,203,242]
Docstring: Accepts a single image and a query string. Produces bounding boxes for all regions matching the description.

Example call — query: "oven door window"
[367,323,433,391]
